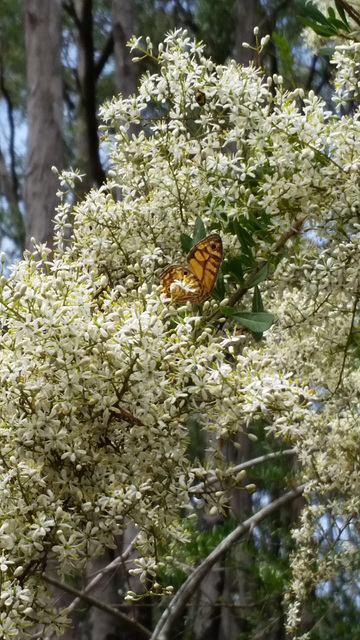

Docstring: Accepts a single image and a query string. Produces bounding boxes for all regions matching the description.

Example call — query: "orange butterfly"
[160,233,223,304]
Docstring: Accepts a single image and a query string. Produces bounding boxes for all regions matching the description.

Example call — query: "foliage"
[1,27,360,638]
[297,0,352,39]
[0,0,26,105]
[194,0,237,63]
[133,0,238,64]
[296,0,360,70]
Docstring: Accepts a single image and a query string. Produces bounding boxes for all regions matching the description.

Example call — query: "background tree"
[25,0,63,250]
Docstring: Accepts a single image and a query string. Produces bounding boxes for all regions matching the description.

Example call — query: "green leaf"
[232,218,255,255]
[327,16,351,31]
[335,0,350,26]
[318,45,336,56]
[251,287,265,340]
[192,217,206,244]
[297,1,329,25]
[223,256,244,284]
[212,269,225,301]
[298,16,337,36]
[239,254,257,271]
[246,264,269,288]
[231,311,274,333]
[219,305,237,318]
[327,4,350,32]
[252,285,264,313]
[180,233,192,253]
[246,211,264,232]
[311,24,338,37]
[272,31,294,74]
[186,416,206,463]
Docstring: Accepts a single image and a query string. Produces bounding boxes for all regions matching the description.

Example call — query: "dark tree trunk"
[74,0,106,194]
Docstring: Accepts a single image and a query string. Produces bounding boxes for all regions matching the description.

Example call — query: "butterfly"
[160,233,223,304]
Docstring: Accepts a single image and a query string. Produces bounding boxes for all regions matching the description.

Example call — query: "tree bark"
[234,0,256,65]
[112,0,137,97]
[74,0,106,194]
[25,0,63,251]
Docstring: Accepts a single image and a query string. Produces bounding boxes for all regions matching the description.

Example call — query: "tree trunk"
[112,0,137,97]
[25,0,63,251]
[234,0,256,65]
[74,0,106,195]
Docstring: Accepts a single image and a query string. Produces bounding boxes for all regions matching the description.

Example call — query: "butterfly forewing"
[160,233,223,304]
[187,234,222,295]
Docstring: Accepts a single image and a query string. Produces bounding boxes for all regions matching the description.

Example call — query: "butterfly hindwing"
[160,265,205,302]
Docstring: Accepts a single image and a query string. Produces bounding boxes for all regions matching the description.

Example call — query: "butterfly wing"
[187,233,223,296]
[160,265,204,303]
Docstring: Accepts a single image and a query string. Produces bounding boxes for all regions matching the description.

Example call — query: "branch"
[43,572,151,639]
[116,355,139,402]
[189,448,297,494]
[62,0,81,30]
[150,484,306,640]
[0,66,19,200]
[73,0,106,186]
[95,32,114,80]
[0,147,16,203]
[333,292,360,393]
[305,54,318,92]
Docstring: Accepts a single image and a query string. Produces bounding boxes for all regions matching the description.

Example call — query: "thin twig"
[43,572,151,639]
[189,447,297,494]
[333,292,359,393]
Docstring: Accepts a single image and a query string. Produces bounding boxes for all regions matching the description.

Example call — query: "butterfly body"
[160,233,223,304]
